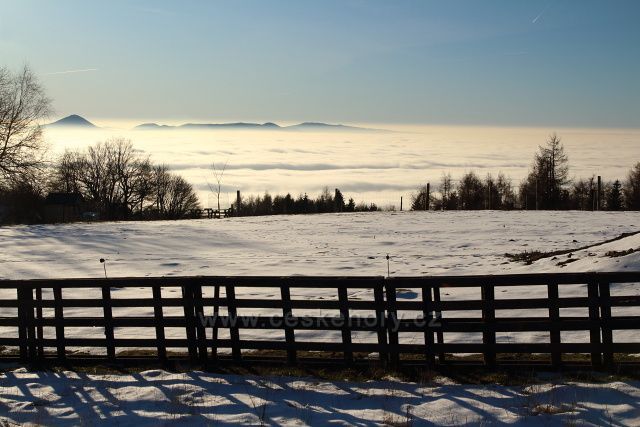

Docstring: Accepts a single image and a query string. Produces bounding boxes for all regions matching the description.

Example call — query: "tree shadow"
[1,368,639,426]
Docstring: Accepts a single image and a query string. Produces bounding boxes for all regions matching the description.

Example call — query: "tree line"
[235,188,378,216]
[49,138,200,220]
[2,66,640,224]
[411,134,640,211]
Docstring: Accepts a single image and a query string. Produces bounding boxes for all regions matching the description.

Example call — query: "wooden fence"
[0,272,639,369]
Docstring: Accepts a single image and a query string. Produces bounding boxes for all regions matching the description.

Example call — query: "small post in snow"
[386,254,390,278]
[100,258,108,279]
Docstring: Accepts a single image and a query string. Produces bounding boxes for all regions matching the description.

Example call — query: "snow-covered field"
[1,210,639,349]
[2,211,639,426]
[1,368,639,426]
[1,210,639,279]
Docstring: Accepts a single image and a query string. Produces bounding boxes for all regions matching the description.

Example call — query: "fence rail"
[0,272,639,369]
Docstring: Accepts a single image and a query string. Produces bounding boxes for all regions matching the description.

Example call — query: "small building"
[44,193,83,223]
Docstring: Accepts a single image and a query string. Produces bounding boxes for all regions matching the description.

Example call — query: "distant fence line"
[1,272,639,369]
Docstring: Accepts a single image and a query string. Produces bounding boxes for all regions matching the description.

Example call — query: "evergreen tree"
[334,188,345,212]
[606,180,623,211]
[520,134,570,209]
[457,171,484,210]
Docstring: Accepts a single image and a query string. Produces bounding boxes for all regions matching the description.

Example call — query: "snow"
[1,367,639,426]
[2,211,639,425]
[1,210,639,351]
[1,210,638,279]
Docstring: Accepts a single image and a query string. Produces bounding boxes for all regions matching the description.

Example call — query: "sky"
[1,0,639,127]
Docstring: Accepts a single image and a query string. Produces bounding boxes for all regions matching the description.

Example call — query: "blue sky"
[1,0,638,126]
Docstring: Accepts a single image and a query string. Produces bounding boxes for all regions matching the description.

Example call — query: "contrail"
[45,68,98,75]
[532,3,551,24]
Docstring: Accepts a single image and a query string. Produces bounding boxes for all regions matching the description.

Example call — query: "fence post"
[587,281,603,369]
[422,285,436,367]
[547,282,562,369]
[101,285,116,362]
[193,281,208,365]
[17,287,29,362]
[53,286,66,361]
[385,282,400,367]
[225,284,241,361]
[152,285,167,363]
[598,281,613,370]
[338,286,353,364]
[25,287,37,361]
[182,284,198,364]
[211,284,221,362]
[280,284,297,365]
[374,280,388,365]
[35,287,43,360]
[433,285,445,363]
[481,284,496,368]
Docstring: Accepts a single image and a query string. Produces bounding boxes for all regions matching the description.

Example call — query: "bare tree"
[439,173,453,210]
[208,161,228,212]
[152,164,171,216]
[166,174,200,218]
[49,150,84,194]
[0,66,51,183]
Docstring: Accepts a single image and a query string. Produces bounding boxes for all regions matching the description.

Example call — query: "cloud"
[45,68,98,76]
[169,160,528,172]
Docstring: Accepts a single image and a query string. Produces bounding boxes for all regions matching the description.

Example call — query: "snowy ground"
[1,368,639,426]
[1,210,640,350]
[2,211,639,426]
[1,210,639,279]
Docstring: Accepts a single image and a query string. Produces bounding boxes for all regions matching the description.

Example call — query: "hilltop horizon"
[46,114,389,132]
[44,113,640,132]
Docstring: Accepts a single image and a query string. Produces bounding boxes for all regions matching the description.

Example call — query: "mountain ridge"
[135,121,386,132]
[46,115,388,132]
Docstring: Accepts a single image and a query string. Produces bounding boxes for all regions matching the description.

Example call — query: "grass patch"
[557,258,578,267]
[605,248,640,258]
[505,231,640,265]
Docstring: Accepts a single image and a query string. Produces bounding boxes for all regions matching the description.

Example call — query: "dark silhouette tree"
[457,171,484,210]
[411,184,430,210]
[624,162,640,210]
[606,179,623,211]
[439,173,455,210]
[520,134,570,209]
[0,66,50,185]
[334,188,345,212]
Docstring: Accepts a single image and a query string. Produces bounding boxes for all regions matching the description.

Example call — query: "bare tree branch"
[0,65,51,184]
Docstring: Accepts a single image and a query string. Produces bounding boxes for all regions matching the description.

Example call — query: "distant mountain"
[135,123,173,130]
[47,114,97,128]
[285,122,379,132]
[181,122,282,130]
[133,121,385,132]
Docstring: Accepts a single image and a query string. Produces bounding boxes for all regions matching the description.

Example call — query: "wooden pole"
[597,176,602,211]
[426,183,430,211]
[400,196,403,211]
[236,190,241,216]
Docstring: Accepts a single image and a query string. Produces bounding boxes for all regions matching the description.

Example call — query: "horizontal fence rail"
[0,272,639,369]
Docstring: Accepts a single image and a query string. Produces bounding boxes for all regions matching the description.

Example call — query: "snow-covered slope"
[0,210,638,279]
